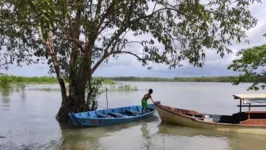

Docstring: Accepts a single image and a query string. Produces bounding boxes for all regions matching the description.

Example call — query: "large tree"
[228,34,266,91]
[0,0,259,122]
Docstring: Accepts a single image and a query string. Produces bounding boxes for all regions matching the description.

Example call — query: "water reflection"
[157,123,266,150]
[156,123,230,150]
[58,115,159,150]
[21,90,26,102]
[140,123,152,150]
[60,128,101,150]
[0,88,11,108]
[0,85,26,105]
[59,123,137,150]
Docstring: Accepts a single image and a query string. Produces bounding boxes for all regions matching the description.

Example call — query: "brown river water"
[0,82,266,150]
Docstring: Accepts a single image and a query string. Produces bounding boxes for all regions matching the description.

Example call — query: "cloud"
[2,1,266,77]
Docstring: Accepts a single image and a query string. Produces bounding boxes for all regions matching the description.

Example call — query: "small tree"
[0,0,259,122]
[228,34,266,91]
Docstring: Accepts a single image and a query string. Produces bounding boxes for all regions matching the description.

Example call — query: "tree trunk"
[56,82,87,122]
[55,19,96,122]
[56,95,77,122]
[56,51,92,122]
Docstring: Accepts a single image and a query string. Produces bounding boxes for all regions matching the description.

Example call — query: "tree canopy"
[228,34,266,91]
[1,0,259,72]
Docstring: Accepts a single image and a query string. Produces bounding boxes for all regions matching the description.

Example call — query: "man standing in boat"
[141,89,154,114]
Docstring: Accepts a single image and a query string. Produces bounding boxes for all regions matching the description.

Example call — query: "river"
[0,82,266,150]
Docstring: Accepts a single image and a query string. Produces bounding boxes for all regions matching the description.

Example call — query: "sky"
[2,1,266,78]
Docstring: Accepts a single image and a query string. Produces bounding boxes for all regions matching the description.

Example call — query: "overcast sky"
[2,1,266,77]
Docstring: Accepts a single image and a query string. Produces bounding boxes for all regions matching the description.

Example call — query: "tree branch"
[44,38,67,103]
[90,50,146,75]
[132,7,177,23]
[93,2,172,70]
[152,2,157,13]
[53,32,85,53]
[113,51,145,60]
[96,0,102,17]
[91,38,155,76]
[98,17,117,34]
[94,0,116,37]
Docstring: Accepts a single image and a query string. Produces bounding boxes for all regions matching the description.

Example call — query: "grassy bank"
[0,75,115,85]
[0,75,138,92]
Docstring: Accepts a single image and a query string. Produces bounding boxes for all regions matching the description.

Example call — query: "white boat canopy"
[233,94,266,100]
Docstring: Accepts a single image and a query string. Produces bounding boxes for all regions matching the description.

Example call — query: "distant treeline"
[0,75,262,84]
[97,76,240,82]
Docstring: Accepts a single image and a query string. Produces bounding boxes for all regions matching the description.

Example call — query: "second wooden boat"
[153,94,266,135]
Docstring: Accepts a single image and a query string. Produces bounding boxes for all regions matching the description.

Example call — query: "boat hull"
[155,103,266,135]
[69,104,155,127]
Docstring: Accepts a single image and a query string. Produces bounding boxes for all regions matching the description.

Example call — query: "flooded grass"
[26,85,139,92]
[0,83,139,93]
[0,75,138,93]
[0,75,116,85]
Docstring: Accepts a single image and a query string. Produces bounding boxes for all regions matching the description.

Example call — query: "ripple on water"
[1,104,9,107]
[1,104,9,111]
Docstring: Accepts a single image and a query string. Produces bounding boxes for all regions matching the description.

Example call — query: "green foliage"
[228,35,266,90]
[93,77,115,85]
[87,78,103,110]
[0,75,116,84]
[88,78,103,99]
[0,75,58,84]
[0,76,11,89]
[117,85,138,91]
[100,84,138,93]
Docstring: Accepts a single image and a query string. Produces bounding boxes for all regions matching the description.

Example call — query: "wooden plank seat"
[96,112,113,118]
[125,110,141,116]
[108,112,126,118]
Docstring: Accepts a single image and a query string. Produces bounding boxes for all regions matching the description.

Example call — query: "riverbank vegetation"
[0,75,115,85]
[0,75,138,92]
[1,75,263,85]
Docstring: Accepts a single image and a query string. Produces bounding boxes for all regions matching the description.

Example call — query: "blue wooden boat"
[68,104,155,127]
